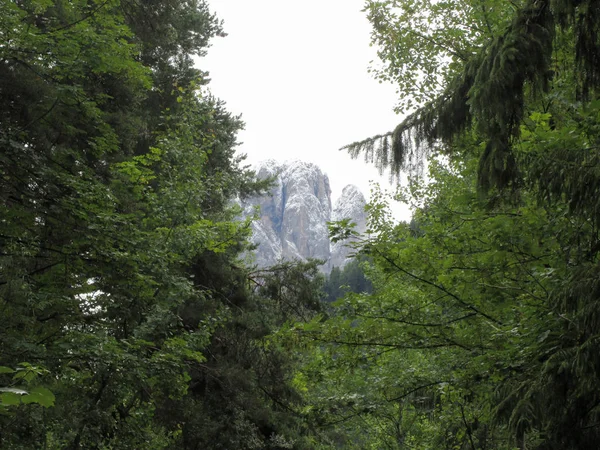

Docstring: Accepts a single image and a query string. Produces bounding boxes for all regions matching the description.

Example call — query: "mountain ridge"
[241,160,366,272]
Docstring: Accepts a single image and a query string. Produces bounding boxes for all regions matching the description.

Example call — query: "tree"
[296,136,600,447]
[364,0,518,115]
[323,258,373,303]
[300,0,600,446]
[0,0,314,448]
[346,0,600,190]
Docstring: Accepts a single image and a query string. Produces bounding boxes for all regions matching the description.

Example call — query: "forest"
[0,0,599,448]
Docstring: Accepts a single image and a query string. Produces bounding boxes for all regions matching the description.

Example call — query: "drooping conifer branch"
[346,0,600,190]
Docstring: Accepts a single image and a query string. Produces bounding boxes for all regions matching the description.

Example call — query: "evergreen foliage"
[345,0,600,190]
[3,0,600,448]
[323,259,373,303]
[290,1,600,448]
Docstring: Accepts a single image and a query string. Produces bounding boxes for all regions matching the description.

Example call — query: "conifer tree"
[0,1,318,448]
[346,0,600,190]
[295,1,600,448]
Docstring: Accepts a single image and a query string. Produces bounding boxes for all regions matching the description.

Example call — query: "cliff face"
[330,184,367,269]
[242,160,366,272]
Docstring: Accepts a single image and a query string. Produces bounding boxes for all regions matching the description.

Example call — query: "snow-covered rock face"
[330,184,367,269]
[332,185,367,224]
[242,160,365,272]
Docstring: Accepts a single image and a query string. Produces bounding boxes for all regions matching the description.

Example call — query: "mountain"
[242,160,366,272]
[330,184,368,268]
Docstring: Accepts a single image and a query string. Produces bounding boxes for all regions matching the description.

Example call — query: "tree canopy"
[292,0,600,448]
[2,0,600,448]
[345,0,600,190]
[0,1,322,447]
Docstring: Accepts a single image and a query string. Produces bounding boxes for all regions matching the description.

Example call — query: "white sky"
[200,0,411,221]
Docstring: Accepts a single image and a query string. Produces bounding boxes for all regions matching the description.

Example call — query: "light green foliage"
[296,157,547,448]
[3,0,599,447]
[297,2,600,439]
[297,92,600,446]
[0,364,55,409]
[365,0,518,114]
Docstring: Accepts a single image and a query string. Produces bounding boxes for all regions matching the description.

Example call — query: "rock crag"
[330,184,367,269]
[242,160,366,272]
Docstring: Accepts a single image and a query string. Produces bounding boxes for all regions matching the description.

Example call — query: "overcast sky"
[201,0,411,220]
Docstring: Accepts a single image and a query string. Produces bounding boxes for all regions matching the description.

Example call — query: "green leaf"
[22,387,55,408]
[13,368,36,383]
[1,392,23,406]
[0,367,15,374]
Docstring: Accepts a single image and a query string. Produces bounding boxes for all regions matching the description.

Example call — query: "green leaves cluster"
[299,128,600,447]
[292,0,600,448]
[4,0,598,448]
[349,0,599,190]
[0,364,55,409]
[0,1,320,448]
[365,0,516,114]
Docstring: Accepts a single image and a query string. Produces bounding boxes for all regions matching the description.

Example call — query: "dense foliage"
[345,0,600,187]
[0,1,322,448]
[2,0,599,448]
[323,258,373,303]
[293,0,600,448]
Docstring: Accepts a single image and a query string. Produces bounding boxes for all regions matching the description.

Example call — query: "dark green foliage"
[297,147,599,448]
[303,1,600,447]
[0,1,317,448]
[323,259,373,303]
[520,105,600,222]
[155,260,324,449]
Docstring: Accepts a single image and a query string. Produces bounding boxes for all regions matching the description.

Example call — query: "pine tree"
[346,0,600,191]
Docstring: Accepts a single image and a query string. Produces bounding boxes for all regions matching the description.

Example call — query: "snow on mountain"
[242,160,367,272]
[330,184,367,269]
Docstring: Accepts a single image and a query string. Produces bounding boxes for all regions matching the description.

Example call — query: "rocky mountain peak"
[330,184,367,269]
[332,185,366,222]
[242,160,365,272]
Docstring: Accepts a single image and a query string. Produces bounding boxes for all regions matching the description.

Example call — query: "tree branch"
[372,247,503,325]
